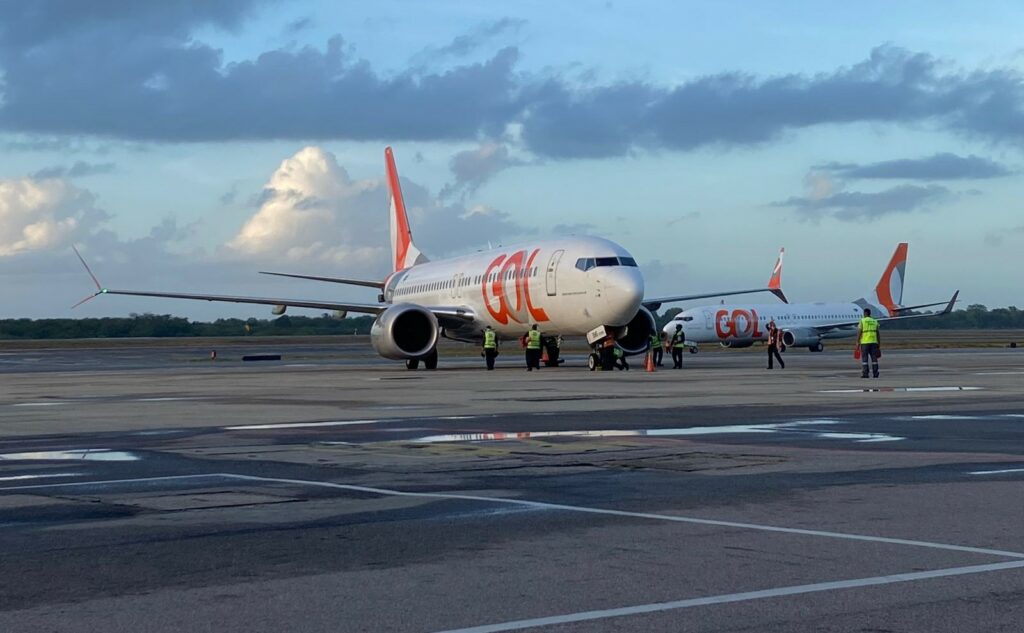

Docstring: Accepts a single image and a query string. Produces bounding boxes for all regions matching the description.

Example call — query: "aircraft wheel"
[587,353,598,372]
[689,346,699,354]
[405,358,420,370]
[810,343,824,353]
[423,349,438,370]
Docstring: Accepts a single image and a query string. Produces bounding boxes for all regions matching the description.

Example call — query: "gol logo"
[715,308,764,340]
[483,249,549,325]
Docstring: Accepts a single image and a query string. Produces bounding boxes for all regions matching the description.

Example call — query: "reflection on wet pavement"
[0,449,139,462]
[412,420,905,444]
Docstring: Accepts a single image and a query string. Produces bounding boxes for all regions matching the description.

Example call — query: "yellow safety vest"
[527,329,542,349]
[672,332,686,348]
[483,330,496,349]
[859,316,879,344]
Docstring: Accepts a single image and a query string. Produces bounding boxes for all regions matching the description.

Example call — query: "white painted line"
[12,402,67,407]
[969,468,1024,476]
[225,419,389,431]
[226,474,1024,560]
[911,415,979,420]
[136,397,195,402]
[975,371,1024,375]
[0,472,84,482]
[430,560,1024,633]
[7,472,1024,562]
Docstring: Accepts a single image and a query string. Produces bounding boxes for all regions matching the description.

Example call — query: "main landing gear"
[809,343,824,353]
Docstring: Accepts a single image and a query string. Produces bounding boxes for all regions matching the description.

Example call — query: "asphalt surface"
[1,343,1023,632]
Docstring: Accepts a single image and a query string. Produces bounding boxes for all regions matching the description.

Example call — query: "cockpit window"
[575,257,595,271]
[576,256,639,271]
[681,316,694,321]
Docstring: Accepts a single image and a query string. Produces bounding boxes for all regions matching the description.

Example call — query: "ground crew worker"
[600,334,616,371]
[858,308,881,378]
[614,346,630,370]
[482,325,498,370]
[670,324,686,369]
[649,331,663,367]
[526,324,542,371]
[766,320,785,370]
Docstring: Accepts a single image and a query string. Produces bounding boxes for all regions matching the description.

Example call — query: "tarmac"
[0,342,1022,632]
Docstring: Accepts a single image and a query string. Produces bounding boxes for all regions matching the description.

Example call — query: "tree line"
[0,304,1020,340]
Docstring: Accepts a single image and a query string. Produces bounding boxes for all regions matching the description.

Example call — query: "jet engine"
[609,307,656,355]
[370,303,439,360]
[782,328,821,348]
[720,340,753,349]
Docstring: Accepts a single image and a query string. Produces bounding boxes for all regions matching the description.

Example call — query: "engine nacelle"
[608,307,656,355]
[783,328,821,348]
[271,304,287,316]
[370,303,439,360]
[720,340,753,349]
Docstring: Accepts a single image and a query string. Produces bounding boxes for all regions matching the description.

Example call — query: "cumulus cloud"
[816,153,1012,180]
[3,4,1024,161]
[773,183,952,222]
[0,177,107,256]
[226,146,531,274]
[226,146,389,270]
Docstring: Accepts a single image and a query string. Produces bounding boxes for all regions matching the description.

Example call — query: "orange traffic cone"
[645,350,655,372]
[542,349,549,364]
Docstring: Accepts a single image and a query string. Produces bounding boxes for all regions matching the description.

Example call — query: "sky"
[1,0,1022,320]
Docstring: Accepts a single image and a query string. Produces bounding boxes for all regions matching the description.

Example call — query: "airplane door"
[546,250,564,297]
[451,273,461,300]
[704,309,713,329]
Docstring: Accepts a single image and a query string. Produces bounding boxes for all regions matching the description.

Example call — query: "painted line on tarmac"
[430,560,1024,633]
[12,402,67,407]
[969,467,1024,476]
[6,472,1023,561]
[226,474,1024,560]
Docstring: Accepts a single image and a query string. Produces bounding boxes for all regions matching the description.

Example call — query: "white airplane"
[74,147,783,370]
[663,244,958,352]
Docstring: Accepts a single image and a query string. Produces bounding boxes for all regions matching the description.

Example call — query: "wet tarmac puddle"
[412,420,903,444]
[0,449,139,462]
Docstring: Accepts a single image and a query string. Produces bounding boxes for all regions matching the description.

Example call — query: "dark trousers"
[652,347,663,366]
[600,346,615,370]
[860,343,880,377]
[768,345,784,369]
[484,348,497,370]
[672,347,684,369]
[526,348,541,370]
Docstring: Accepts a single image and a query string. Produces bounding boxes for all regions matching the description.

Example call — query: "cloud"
[4,6,1024,161]
[0,176,108,256]
[226,146,531,274]
[816,153,1012,180]
[440,141,524,199]
[552,222,596,235]
[432,18,526,58]
[984,225,1024,246]
[31,161,116,179]
[773,183,952,221]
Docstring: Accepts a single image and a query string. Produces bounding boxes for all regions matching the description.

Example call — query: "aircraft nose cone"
[599,267,644,325]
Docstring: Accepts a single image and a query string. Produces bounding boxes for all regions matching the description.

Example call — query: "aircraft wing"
[810,291,959,334]
[643,247,789,310]
[643,286,787,311]
[259,271,385,289]
[85,288,388,315]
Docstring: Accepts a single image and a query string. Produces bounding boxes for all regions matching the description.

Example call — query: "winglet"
[70,245,106,309]
[941,290,960,315]
[767,247,788,304]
